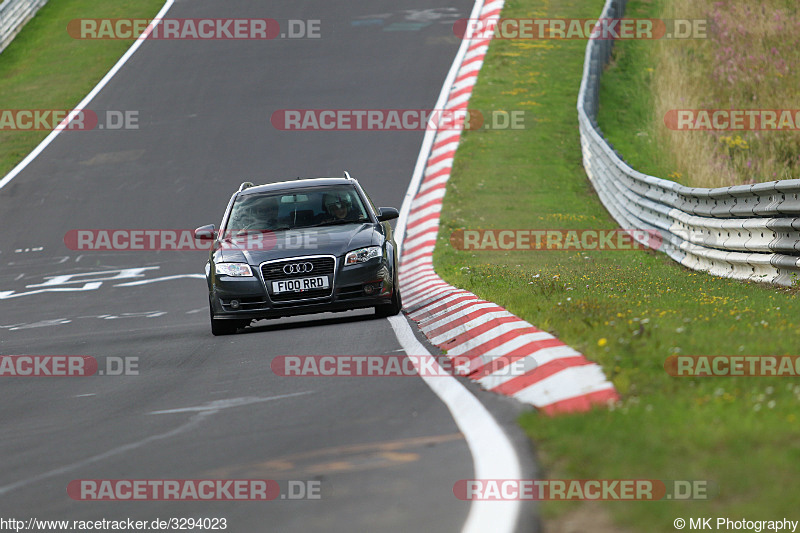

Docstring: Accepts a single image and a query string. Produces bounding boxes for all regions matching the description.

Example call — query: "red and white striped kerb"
[399,0,619,415]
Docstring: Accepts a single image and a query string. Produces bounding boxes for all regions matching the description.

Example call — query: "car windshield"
[226,185,369,233]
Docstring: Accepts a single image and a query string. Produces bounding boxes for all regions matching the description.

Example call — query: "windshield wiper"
[235,226,292,235]
[308,219,364,228]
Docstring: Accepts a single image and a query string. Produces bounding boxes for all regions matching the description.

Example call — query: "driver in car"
[321,193,360,223]
[253,198,281,228]
[231,197,282,233]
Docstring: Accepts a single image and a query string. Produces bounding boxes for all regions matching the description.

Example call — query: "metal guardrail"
[0,0,48,54]
[577,0,800,286]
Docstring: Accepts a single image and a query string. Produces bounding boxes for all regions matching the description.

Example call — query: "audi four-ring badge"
[283,262,313,275]
[194,174,402,335]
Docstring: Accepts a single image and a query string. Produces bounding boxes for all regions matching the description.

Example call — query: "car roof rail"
[238,181,255,192]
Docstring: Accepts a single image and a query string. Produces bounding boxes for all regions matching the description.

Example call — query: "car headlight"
[345,246,382,265]
[215,262,254,277]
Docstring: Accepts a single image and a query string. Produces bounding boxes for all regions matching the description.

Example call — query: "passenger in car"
[321,193,361,223]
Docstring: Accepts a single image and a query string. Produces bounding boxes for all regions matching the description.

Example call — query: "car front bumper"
[209,258,394,320]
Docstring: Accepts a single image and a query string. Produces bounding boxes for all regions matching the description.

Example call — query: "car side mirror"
[377,207,399,222]
[194,224,216,240]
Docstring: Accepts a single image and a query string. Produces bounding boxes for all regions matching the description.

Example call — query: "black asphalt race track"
[0,2,536,531]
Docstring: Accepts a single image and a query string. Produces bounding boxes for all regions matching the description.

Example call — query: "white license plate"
[272,276,329,293]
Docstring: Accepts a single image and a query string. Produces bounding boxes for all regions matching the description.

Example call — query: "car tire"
[375,288,402,317]
[209,306,246,336]
[210,319,238,336]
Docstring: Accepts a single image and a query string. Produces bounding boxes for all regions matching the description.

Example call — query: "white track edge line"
[388,315,521,533]
[390,0,520,531]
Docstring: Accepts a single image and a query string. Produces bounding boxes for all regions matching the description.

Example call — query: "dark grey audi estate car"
[194,174,402,335]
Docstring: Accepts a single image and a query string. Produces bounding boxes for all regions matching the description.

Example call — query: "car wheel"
[375,288,402,317]
[209,306,245,336]
[210,318,238,336]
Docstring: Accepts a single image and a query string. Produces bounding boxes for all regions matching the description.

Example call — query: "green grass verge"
[434,0,800,530]
[0,0,165,178]
[594,0,680,181]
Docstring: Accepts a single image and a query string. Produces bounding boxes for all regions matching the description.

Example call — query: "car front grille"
[261,256,335,303]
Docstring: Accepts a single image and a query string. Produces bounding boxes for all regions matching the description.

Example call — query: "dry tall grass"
[653,0,800,187]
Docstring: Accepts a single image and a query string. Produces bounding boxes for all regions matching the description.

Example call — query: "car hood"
[214,223,382,265]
